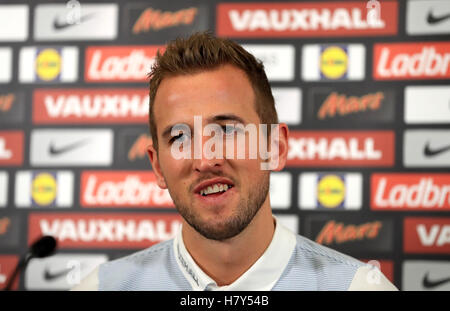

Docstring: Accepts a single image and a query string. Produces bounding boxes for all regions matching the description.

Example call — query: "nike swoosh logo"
[422,272,450,289]
[423,141,450,157]
[44,267,74,281]
[49,139,89,156]
[427,11,450,24]
[53,13,96,30]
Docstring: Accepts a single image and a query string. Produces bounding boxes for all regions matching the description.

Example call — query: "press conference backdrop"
[0,0,449,291]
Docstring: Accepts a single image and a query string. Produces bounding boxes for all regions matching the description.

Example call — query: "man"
[73,32,397,291]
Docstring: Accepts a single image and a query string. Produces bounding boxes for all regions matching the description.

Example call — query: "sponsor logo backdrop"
[0,0,449,291]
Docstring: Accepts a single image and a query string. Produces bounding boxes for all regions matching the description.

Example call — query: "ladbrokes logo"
[306,216,393,253]
[81,171,174,208]
[404,218,450,254]
[374,42,450,80]
[28,213,182,248]
[85,46,164,82]
[132,7,198,33]
[33,89,148,124]
[217,1,397,37]
[371,174,450,211]
[287,131,394,167]
[0,131,23,166]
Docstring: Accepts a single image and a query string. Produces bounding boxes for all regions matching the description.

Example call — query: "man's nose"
[192,133,225,172]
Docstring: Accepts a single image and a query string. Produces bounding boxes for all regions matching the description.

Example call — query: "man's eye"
[221,125,236,136]
[170,132,189,144]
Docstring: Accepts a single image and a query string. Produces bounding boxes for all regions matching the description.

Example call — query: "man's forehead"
[153,66,258,130]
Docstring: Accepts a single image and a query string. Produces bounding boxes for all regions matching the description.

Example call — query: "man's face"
[149,64,271,241]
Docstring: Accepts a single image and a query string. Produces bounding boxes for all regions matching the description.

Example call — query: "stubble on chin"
[172,173,270,241]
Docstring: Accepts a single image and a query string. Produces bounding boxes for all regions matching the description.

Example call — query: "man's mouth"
[193,178,235,197]
[199,183,234,196]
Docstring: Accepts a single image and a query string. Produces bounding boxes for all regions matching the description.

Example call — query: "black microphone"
[4,235,57,291]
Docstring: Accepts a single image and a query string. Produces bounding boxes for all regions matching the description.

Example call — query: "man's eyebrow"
[207,114,246,124]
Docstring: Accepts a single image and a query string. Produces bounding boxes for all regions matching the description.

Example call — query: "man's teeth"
[200,183,231,196]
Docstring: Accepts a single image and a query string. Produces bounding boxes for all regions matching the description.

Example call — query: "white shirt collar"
[173,216,297,291]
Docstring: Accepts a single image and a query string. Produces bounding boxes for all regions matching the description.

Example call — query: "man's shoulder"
[72,239,180,291]
[293,234,364,268]
[102,238,174,269]
[279,234,397,291]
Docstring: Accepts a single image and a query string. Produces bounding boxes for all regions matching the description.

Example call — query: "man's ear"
[271,123,289,172]
[147,140,168,189]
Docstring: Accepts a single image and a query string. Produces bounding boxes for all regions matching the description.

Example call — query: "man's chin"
[187,215,249,241]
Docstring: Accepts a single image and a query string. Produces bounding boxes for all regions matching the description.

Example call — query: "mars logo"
[318,92,384,119]
[0,217,10,235]
[309,88,395,125]
[316,220,382,245]
[317,174,346,209]
[133,7,198,33]
[31,172,57,207]
[0,92,25,125]
[35,48,62,82]
[320,46,348,80]
[0,94,14,112]
[306,216,393,253]
[128,134,152,162]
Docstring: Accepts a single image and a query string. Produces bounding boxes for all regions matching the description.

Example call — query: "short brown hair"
[148,32,278,150]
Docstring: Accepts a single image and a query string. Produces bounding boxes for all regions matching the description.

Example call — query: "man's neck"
[181,203,275,286]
